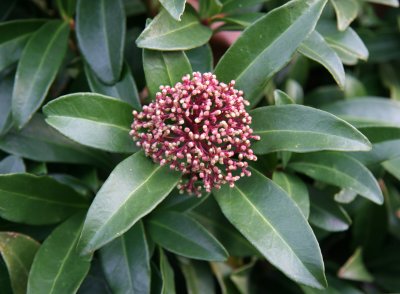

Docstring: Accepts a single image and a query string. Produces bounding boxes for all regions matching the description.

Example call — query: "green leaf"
[0,173,89,225]
[382,157,400,181]
[0,232,39,294]
[358,126,400,143]
[350,140,400,168]
[380,63,400,101]
[159,0,186,20]
[301,274,364,294]
[156,189,210,213]
[309,188,351,232]
[214,0,327,103]
[199,0,222,18]
[78,151,181,254]
[338,248,373,282]
[0,73,14,136]
[186,44,213,73]
[0,115,111,167]
[178,257,215,294]
[250,105,371,154]
[159,248,176,294]
[214,168,327,289]
[27,213,92,294]
[146,211,228,261]
[0,155,25,174]
[136,6,212,50]
[11,20,69,129]
[272,171,310,218]
[364,0,399,7]
[143,49,192,100]
[221,0,268,13]
[76,0,125,83]
[56,0,77,18]
[322,97,400,127]
[43,93,137,153]
[274,90,295,105]
[383,182,400,240]
[0,19,46,72]
[219,13,264,29]
[85,63,141,109]
[298,30,345,88]
[100,221,150,294]
[290,152,383,204]
[331,0,359,31]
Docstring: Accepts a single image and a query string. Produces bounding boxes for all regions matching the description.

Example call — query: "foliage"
[1,0,400,293]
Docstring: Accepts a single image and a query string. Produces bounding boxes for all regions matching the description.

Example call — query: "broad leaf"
[214,168,327,289]
[0,232,39,294]
[78,151,181,254]
[0,173,89,225]
[219,13,264,29]
[214,0,327,103]
[143,49,192,100]
[186,44,213,73]
[156,189,210,213]
[250,105,371,154]
[221,0,268,13]
[159,0,186,20]
[147,211,228,261]
[331,0,359,31]
[0,155,25,174]
[298,30,345,88]
[76,0,125,83]
[136,6,212,50]
[43,93,137,153]
[12,20,69,129]
[27,213,92,294]
[100,221,151,294]
[290,152,383,204]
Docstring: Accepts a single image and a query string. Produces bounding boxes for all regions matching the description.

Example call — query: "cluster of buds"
[130,72,260,196]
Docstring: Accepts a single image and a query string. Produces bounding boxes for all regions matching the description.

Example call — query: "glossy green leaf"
[323,97,400,127]
[85,63,141,109]
[0,232,39,294]
[331,0,359,31]
[220,13,264,29]
[159,248,176,294]
[214,168,327,289]
[11,21,69,129]
[214,0,327,103]
[357,126,400,144]
[186,44,213,73]
[0,73,14,136]
[364,0,399,7]
[274,90,295,105]
[147,211,228,261]
[159,0,186,20]
[143,49,192,100]
[272,171,310,218]
[334,188,358,204]
[0,115,110,167]
[43,93,137,153]
[156,189,210,213]
[0,19,46,72]
[100,221,150,294]
[51,174,92,198]
[298,30,345,88]
[301,274,364,294]
[0,173,89,225]
[199,0,222,18]
[78,151,181,254]
[290,152,383,204]
[136,6,212,50]
[250,105,371,154]
[309,189,351,232]
[0,155,25,174]
[27,213,92,294]
[382,157,400,181]
[76,0,125,83]
[78,257,112,294]
[338,248,373,282]
[178,257,215,294]
[221,0,268,13]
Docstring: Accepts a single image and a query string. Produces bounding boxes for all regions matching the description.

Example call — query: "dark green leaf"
[136,6,212,50]
[214,168,327,289]
[0,155,25,174]
[214,0,327,103]
[12,20,69,129]
[250,105,371,154]
[0,72,14,136]
[338,248,373,282]
[186,44,213,73]
[159,248,176,294]
[76,0,125,83]
[0,232,39,294]
[350,140,400,168]
[51,174,93,199]
[380,63,400,100]
[301,274,364,294]
[383,181,400,240]
[331,0,359,31]
[358,126,400,143]
[100,221,150,294]
[78,151,181,254]
[56,0,77,18]
[221,0,268,13]
[0,173,89,225]
[219,13,264,29]
[78,257,112,294]
[156,189,210,213]
[27,213,92,294]
[159,0,186,20]
[290,152,383,204]
[43,93,137,153]
[143,49,192,100]
[147,211,228,261]
[178,257,215,294]
[199,0,222,18]
[85,63,141,109]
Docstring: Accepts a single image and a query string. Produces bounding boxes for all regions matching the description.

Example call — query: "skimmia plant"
[0,0,400,293]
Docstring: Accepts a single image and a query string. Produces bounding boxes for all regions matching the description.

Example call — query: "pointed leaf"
[290,152,383,204]
[382,157,400,181]
[159,0,186,20]
[147,211,228,261]
[76,0,125,83]
[0,155,25,174]
[274,90,295,105]
[178,257,215,294]
[159,249,176,294]
[250,105,371,154]
[27,213,92,294]
[78,151,181,254]
[199,0,222,18]
[331,0,359,31]
[43,93,137,153]
[214,168,327,289]
[214,0,327,103]
[0,173,89,225]
[338,248,373,282]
